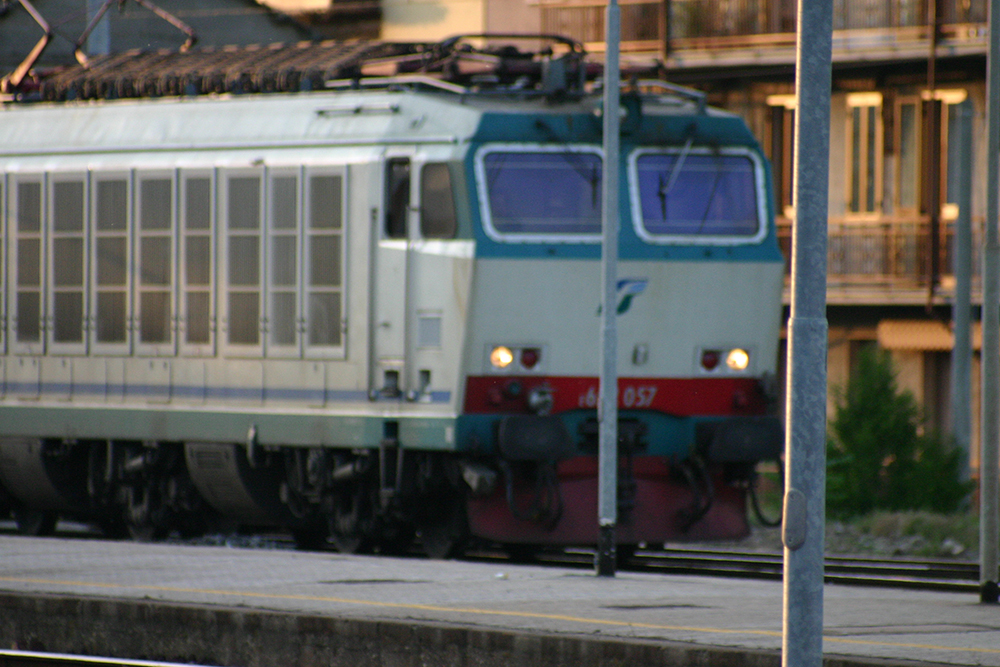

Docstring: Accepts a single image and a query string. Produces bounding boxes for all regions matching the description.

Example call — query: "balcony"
[537,0,989,64]
[776,216,983,306]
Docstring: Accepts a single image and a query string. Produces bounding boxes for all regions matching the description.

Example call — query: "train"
[0,35,784,557]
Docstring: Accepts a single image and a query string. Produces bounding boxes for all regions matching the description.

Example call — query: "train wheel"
[376,523,415,556]
[127,521,168,542]
[418,498,467,560]
[328,490,373,554]
[329,531,371,554]
[749,459,783,528]
[97,517,130,539]
[292,529,328,551]
[124,486,169,542]
[12,509,57,536]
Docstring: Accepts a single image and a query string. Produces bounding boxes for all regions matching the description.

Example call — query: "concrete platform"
[0,535,997,667]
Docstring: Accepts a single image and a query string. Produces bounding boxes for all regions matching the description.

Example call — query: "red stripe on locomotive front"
[464,376,769,416]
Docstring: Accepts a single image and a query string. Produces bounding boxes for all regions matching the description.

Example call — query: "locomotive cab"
[456,88,785,551]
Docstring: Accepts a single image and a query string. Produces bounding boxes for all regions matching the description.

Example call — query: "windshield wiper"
[657,136,694,221]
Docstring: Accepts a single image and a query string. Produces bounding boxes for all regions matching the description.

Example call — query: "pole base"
[982,581,999,604]
[595,524,616,577]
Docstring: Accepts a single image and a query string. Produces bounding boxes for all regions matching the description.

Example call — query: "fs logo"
[597,278,648,315]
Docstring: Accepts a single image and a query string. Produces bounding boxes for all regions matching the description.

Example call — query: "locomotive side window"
[4,165,347,361]
[12,179,43,349]
[225,173,264,350]
[420,163,456,239]
[476,148,602,241]
[181,174,213,350]
[630,148,767,244]
[269,172,299,352]
[0,178,3,353]
[385,158,409,239]
[305,172,344,351]
[137,175,174,351]
[49,176,87,350]
[93,175,130,350]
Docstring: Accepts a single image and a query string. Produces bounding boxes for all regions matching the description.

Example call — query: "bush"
[826,346,973,518]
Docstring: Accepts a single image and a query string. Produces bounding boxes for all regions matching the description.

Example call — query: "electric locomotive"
[0,36,783,556]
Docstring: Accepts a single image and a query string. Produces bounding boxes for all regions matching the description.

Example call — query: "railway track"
[544,546,982,593]
[1,521,981,593]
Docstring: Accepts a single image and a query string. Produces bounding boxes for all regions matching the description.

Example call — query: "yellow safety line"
[1,576,998,656]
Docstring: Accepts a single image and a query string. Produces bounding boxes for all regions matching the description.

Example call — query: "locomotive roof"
[0,97,758,172]
[1,34,660,104]
[0,88,486,160]
[0,36,762,157]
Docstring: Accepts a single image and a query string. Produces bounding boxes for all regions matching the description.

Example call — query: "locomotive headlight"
[527,385,554,415]
[699,346,752,373]
[726,348,750,371]
[490,346,514,369]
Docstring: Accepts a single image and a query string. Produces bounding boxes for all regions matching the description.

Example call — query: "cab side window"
[420,163,457,239]
[385,158,409,239]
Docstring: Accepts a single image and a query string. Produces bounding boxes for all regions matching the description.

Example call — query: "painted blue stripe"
[1,381,451,405]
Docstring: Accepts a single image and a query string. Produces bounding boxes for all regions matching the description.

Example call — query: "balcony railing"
[670,0,986,39]
[539,0,664,52]
[776,216,984,303]
[537,0,988,55]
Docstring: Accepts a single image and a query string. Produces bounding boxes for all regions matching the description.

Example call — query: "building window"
[846,92,883,217]
[895,97,921,214]
[765,94,796,219]
[940,90,970,219]
[894,90,969,218]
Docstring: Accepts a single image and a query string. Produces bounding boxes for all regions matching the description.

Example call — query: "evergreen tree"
[826,346,972,518]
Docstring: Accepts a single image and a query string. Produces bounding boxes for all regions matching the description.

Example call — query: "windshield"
[632,150,763,240]
[478,149,602,239]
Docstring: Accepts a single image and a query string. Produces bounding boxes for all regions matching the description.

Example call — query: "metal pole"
[953,99,973,488]
[980,0,1000,604]
[926,0,942,303]
[782,0,832,663]
[596,0,621,578]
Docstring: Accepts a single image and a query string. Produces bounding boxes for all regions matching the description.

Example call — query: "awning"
[877,319,982,351]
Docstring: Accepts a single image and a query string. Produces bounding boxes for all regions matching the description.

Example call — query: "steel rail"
[541,546,981,593]
[0,649,216,667]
